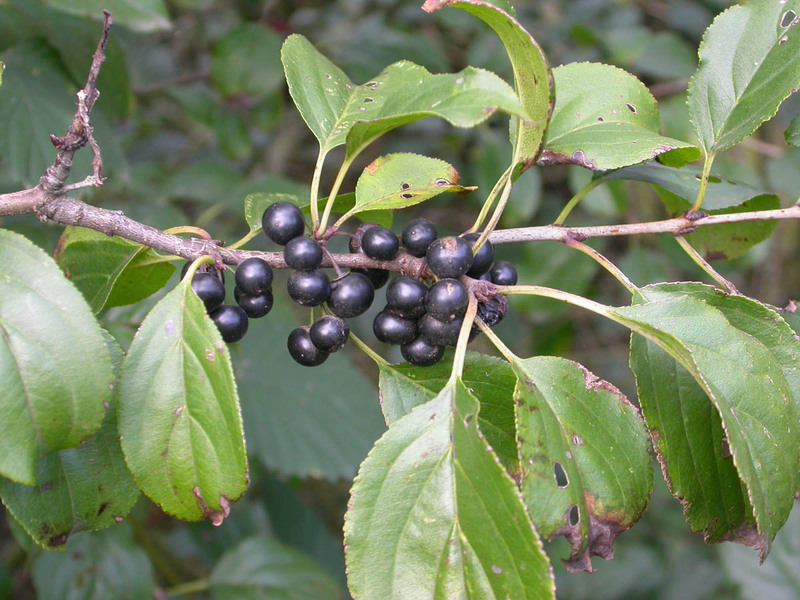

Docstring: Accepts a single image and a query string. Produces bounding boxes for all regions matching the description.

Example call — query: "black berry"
[419,313,463,347]
[490,261,518,286]
[426,236,474,279]
[262,202,305,245]
[236,290,274,318]
[351,267,390,290]
[287,270,331,307]
[361,226,399,261]
[287,327,328,367]
[425,278,469,322]
[401,336,444,367]
[284,236,323,270]
[191,272,226,312]
[401,218,437,257]
[373,310,417,345]
[385,276,427,319]
[309,315,350,353]
[235,257,273,295]
[210,304,249,343]
[477,295,508,327]
[463,233,495,278]
[327,272,375,318]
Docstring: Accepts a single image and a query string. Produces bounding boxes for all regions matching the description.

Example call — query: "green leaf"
[611,292,800,556]
[785,112,800,147]
[345,379,555,600]
[210,536,345,600]
[281,34,528,161]
[0,334,139,549]
[0,229,112,485]
[40,0,170,32]
[211,24,284,99]
[422,0,553,164]
[31,523,155,600]
[511,356,653,573]
[353,153,472,215]
[117,280,248,523]
[539,63,699,171]
[378,351,519,473]
[55,227,174,313]
[235,298,386,479]
[688,0,800,154]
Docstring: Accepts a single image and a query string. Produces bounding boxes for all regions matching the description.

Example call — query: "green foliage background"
[1,0,799,598]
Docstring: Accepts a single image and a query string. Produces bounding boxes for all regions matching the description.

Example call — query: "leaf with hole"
[117,279,247,523]
[378,350,519,472]
[345,378,554,599]
[539,63,699,171]
[422,0,553,166]
[688,0,800,154]
[0,229,112,485]
[510,356,652,573]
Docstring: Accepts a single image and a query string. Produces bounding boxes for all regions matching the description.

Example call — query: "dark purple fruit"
[210,304,249,343]
[287,270,331,307]
[284,236,323,270]
[419,313,463,347]
[361,226,399,261]
[351,267,390,290]
[425,278,469,322]
[262,202,305,245]
[191,272,226,312]
[235,257,273,295]
[463,233,495,278]
[401,336,444,367]
[426,236,474,279]
[373,310,417,345]
[385,276,427,319]
[327,272,374,318]
[236,289,274,318]
[477,295,508,327]
[309,315,350,353]
[489,261,518,286]
[401,218,437,257]
[287,327,328,366]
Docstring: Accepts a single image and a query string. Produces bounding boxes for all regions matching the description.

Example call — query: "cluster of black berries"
[188,255,274,343]
[370,219,518,367]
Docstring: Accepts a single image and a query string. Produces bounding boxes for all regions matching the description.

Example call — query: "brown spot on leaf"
[365,159,380,175]
[536,149,597,170]
[192,487,231,526]
[561,494,628,573]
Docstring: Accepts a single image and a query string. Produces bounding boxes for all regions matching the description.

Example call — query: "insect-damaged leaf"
[613,289,800,558]
[539,63,699,171]
[345,378,554,600]
[422,0,553,166]
[511,356,652,573]
[688,0,800,154]
[117,279,247,523]
[353,153,473,215]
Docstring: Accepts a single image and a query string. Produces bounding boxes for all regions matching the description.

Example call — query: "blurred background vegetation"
[0,0,798,598]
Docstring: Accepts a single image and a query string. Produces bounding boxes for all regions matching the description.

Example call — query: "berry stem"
[317,155,355,237]
[552,177,605,226]
[349,332,389,367]
[475,318,518,365]
[474,173,514,252]
[564,237,638,293]
[470,164,513,234]
[308,150,326,231]
[321,246,344,278]
[227,229,261,250]
[163,225,212,240]
[181,255,215,283]
[450,293,478,380]
[674,235,740,295]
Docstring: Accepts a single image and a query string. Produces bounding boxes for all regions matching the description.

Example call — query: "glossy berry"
[235,257,273,295]
[463,233,495,278]
[284,236,323,270]
[373,310,417,345]
[425,278,469,322]
[327,272,375,318]
[419,313,463,347]
[191,272,226,312]
[401,218,437,257]
[287,327,328,367]
[262,202,305,245]
[210,304,249,343]
[351,267,390,290]
[237,290,274,319]
[287,270,331,307]
[489,261,518,286]
[385,276,427,319]
[401,336,444,367]
[310,315,350,353]
[361,226,400,261]
[426,236,473,279]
